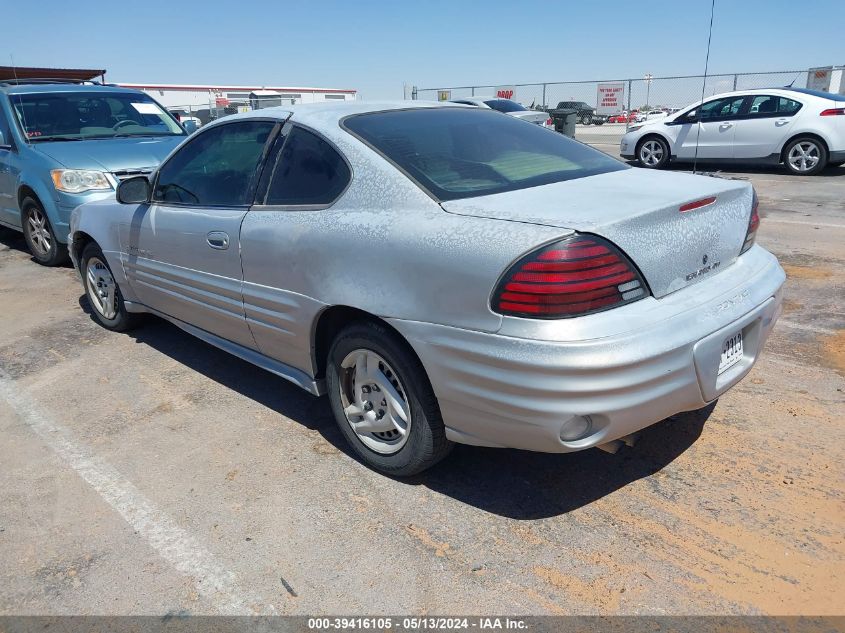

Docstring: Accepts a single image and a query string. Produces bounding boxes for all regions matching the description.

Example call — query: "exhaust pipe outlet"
[597,433,639,454]
[597,440,623,454]
[620,432,639,448]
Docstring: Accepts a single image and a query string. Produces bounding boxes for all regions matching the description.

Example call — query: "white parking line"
[764,218,845,229]
[777,320,840,336]
[0,369,275,616]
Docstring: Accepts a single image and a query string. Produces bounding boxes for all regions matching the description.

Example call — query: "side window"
[0,101,11,144]
[699,96,746,121]
[264,126,351,206]
[154,120,274,206]
[748,95,779,117]
[777,97,802,115]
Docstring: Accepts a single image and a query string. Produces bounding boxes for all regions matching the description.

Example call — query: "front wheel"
[81,242,143,332]
[637,136,670,169]
[21,197,68,266]
[579,114,592,125]
[326,320,453,476]
[783,137,828,175]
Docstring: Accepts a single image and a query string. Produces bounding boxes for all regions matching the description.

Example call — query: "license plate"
[718,330,744,374]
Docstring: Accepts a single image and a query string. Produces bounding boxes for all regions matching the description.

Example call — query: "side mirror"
[116,175,151,204]
[182,120,198,134]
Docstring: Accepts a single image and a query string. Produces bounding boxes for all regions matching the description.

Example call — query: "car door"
[122,118,280,350]
[239,124,352,374]
[733,95,802,159]
[674,95,747,160]
[0,98,20,228]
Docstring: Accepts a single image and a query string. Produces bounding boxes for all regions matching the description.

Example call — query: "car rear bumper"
[829,150,845,163]
[388,246,784,453]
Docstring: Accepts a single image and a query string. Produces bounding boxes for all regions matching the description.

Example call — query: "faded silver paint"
[69,101,785,455]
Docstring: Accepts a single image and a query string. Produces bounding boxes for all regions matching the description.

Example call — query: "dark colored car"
[551,101,607,125]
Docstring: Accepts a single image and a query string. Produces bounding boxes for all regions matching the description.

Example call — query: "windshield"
[344,108,627,201]
[483,99,527,113]
[10,92,185,141]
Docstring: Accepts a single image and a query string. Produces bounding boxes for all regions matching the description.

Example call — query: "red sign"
[596,82,625,115]
[496,86,515,100]
[215,97,230,107]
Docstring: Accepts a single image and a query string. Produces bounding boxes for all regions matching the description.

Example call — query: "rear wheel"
[81,242,143,332]
[21,197,68,266]
[636,136,670,169]
[579,113,592,125]
[326,320,452,476]
[783,137,828,175]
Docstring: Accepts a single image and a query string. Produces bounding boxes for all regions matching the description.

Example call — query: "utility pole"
[644,73,653,110]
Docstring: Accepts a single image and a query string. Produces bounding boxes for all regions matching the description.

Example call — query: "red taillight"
[546,118,552,126]
[492,234,649,319]
[820,108,845,116]
[741,190,760,254]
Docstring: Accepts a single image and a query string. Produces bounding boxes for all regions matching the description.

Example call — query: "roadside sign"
[437,90,451,101]
[808,67,831,92]
[808,66,844,95]
[596,82,625,115]
[496,86,515,100]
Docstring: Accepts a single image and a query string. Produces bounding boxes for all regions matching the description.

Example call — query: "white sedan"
[450,96,553,128]
[620,88,845,175]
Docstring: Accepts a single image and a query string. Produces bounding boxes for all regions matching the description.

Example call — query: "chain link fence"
[413,70,812,145]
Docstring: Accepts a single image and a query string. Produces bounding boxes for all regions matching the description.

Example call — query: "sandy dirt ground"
[0,162,842,616]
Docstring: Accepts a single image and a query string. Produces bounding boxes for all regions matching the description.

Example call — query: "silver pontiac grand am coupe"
[69,101,785,476]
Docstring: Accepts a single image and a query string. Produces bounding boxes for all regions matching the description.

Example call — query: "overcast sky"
[4,0,844,99]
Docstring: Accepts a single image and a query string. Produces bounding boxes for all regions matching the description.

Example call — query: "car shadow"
[77,295,713,520]
[0,227,75,267]
[406,407,710,519]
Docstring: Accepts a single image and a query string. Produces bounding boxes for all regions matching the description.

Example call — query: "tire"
[783,137,828,175]
[21,196,69,266]
[80,242,143,332]
[636,135,671,169]
[579,113,592,125]
[326,320,453,476]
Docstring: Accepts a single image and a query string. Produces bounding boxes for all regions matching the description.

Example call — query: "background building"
[116,83,358,124]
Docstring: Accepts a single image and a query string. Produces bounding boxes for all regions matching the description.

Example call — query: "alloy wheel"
[338,349,411,455]
[85,257,118,320]
[26,207,52,256]
[639,139,665,166]
[787,141,820,173]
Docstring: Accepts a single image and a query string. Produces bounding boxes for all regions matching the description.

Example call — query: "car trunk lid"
[509,111,551,126]
[441,168,753,299]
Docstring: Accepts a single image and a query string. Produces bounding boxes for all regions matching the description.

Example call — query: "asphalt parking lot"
[0,159,843,616]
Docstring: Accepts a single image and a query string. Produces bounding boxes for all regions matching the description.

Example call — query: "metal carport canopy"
[0,66,106,82]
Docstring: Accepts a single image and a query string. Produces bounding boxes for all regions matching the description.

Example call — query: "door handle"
[206,231,229,250]
[719,122,733,129]
[775,119,790,126]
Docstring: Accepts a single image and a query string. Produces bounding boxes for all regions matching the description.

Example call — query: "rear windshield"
[483,99,527,113]
[9,91,185,142]
[343,108,627,201]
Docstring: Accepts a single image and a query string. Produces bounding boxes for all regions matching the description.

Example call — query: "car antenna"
[784,73,800,88]
[9,53,31,136]
[692,0,716,175]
